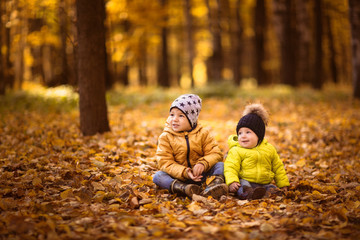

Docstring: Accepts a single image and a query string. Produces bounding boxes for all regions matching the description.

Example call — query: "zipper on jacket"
[256,147,261,183]
[185,133,191,167]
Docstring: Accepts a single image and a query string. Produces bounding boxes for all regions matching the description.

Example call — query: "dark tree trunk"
[296,0,311,85]
[58,0,69,85]
[0,0,4,95]
[232,0,243,86]
[121,64,129,86]
[326,15,338,84]
[205,0,223,83]
[138,34,148,86]
[76,0,110,136]
[28,18,45,84]
[254,0,268,85]
[158,0,170,87]
[14,2,25,90]
[273,0,298,86]
[313,0,323,89]
[120,20,130,86]
[184,0,195,87]
[349,0,360,99]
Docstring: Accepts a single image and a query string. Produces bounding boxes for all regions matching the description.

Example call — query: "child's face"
[238,127,258,149]
[169,108,192,132]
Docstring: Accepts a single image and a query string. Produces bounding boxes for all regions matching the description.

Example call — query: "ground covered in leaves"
[1,84,360,239]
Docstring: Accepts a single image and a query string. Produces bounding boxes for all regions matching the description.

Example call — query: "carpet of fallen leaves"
[1,86,360,239]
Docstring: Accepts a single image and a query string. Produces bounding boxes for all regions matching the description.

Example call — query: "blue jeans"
[237,179,276,198]
[153,162,224,190]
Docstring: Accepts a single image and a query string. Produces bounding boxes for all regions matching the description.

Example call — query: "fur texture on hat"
[170,94,202,128]
[236,103,269,145]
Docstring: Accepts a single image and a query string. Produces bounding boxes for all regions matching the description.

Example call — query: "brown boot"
[250,187,266,200]
[241,186,254,200]
[170,180,201,198]
[201,175,228,200]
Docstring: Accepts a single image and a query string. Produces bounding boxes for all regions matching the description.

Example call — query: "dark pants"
[153,162,224,190]
[237,179,276,198]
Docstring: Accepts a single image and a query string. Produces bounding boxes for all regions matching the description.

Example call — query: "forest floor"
[0,83,360,239]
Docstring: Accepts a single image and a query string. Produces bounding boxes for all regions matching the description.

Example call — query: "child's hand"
[186,168,203,182]
[192,163,205,177]
[229,182,241,192]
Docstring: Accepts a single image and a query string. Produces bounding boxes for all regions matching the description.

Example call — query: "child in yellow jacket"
[153,94,228,200]
[224,103,289,200]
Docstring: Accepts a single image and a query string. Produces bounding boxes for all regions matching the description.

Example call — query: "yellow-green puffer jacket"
[224,135,289,188]
[156,123,223,182]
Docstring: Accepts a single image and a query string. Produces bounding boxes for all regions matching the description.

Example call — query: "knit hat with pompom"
[170,94,202,128]
[236,103,269,145]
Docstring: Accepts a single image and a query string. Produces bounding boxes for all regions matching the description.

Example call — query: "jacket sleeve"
[156,133,188,181]
[224,147,241,185]
[271,149,290,188]
[197,128,223,172]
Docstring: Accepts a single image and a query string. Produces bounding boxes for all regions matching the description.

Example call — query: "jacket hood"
[228,134,240,149]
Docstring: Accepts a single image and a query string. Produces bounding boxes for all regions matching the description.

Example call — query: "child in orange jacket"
[153,94,228,200]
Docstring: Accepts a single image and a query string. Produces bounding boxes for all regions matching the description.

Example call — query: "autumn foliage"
[0,85,360,239]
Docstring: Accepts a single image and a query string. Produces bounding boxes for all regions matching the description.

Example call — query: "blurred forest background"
[1,1,360,238]
[1,0,360,135]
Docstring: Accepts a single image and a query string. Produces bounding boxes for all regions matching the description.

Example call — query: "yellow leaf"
[296,158,306,167]
[302,217,314,225]
[206,175,216,185]
[187,201,202,212]
[52,138,65,148]
[260,222,274,232]
[171,221,187,228]
[60,189,73,199]
[326,186,337,194]
[32,177,42,187]
[306,203,316,210]
[104,144,117,150]
[91,182,105,191]
[334,174,341,182]
[27,189,37,197]
[312,190,321,196]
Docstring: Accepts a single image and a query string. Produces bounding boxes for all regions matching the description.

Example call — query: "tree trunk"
[0,0,4,95]
[349,0,360,98]
[296,0,311,85]
[14,2,26,90]
[28,18,45,84]
[232,0,243,86]
[58,0,69,85]
[273,0,298,86]
[158,0,170,87]
[326,15,338,84]
[313,0,323,89]
[76,0,110,136]
[254,0,267,85]
[138,34,148,86]
[120,20,130,86]
[184,0,195,87]
[205,0,223,84]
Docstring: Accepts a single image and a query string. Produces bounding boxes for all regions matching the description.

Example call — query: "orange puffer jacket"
[156,123,223,181]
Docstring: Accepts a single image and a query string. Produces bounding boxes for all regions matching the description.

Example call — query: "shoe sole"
[251,187,266,200]
[186,185,202,198]
[202,184,228,200]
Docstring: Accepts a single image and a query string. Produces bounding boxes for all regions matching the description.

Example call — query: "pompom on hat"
[236,103,269,146]
[170,94,202,128]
